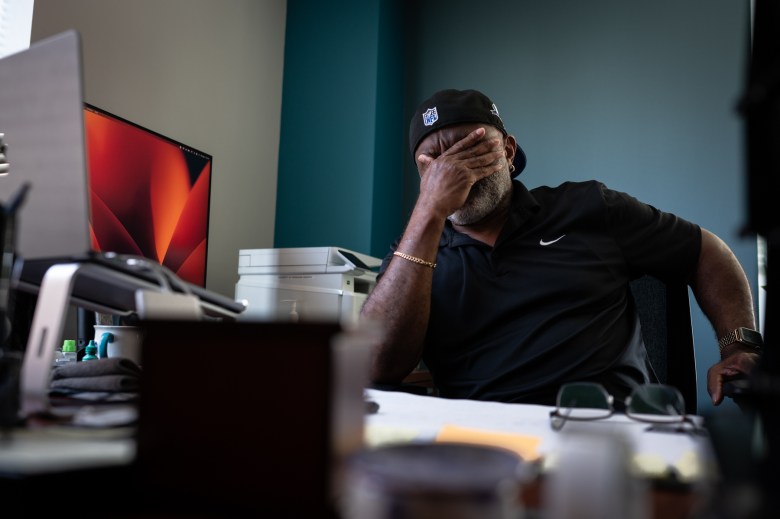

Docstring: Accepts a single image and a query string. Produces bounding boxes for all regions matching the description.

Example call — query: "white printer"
[235,246,382,324]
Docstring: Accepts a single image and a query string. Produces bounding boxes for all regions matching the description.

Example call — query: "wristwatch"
[718,327,763,355]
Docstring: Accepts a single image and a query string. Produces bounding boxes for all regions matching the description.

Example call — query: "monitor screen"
[83,104,212,287]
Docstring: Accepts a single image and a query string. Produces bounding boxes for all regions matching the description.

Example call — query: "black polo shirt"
[378,180,701,406]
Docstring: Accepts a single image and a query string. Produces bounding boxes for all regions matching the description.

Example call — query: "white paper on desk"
[364,389,551,449]
[364,389,714,482]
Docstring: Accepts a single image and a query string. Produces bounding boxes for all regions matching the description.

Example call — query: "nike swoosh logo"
[539,235,566,246]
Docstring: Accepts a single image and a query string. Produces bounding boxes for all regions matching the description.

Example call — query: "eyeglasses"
[549,382,701,433]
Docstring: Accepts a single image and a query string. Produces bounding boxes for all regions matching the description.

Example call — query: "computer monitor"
[83,104,212,287]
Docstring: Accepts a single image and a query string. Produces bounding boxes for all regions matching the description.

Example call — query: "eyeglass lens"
[556,382,612,419]
[625,384,685,423]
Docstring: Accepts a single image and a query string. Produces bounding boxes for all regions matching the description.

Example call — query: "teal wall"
[275,0,405,256]
[277,0,756,415]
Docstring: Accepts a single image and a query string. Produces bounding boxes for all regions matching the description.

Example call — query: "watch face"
[740,328,763,346]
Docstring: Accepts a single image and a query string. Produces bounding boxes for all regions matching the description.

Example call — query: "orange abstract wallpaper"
[84,106,211,286]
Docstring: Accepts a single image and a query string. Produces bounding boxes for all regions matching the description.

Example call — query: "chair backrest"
[629,275,697,414]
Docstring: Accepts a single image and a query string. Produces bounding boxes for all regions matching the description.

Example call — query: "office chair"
[629,275,698,414]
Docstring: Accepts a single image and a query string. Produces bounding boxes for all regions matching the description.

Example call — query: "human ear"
[504,134,517,164]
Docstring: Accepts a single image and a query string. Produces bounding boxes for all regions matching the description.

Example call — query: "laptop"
[0,30,91,261]
[0,30,245,418]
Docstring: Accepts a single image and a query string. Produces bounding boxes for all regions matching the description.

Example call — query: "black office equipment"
[629,274,697,415]
[133,319,368,518]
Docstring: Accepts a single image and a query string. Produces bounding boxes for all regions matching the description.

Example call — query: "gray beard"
[448,170,512,226]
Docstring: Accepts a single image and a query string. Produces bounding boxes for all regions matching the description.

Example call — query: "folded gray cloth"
[50,357,141,393]
[52,357,141,380]
[50,374,140,392]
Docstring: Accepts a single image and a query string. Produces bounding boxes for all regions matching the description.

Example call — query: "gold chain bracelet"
[393,250,436,269]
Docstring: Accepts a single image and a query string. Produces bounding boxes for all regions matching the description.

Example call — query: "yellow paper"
[364,424,422,447]
[435,424,542,461]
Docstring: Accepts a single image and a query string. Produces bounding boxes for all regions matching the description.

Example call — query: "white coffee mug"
[94,325,143,365]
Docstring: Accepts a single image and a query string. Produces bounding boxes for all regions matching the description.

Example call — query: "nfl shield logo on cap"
[422,107,438,127]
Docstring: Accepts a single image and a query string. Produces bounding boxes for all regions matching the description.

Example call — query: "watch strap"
[718,327,762,354]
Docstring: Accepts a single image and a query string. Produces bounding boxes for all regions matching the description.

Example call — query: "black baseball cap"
[408,89,526,177]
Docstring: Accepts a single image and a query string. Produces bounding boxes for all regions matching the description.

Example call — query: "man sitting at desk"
[361,88,760,407]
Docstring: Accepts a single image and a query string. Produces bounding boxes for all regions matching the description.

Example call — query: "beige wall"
[31,0,287,299]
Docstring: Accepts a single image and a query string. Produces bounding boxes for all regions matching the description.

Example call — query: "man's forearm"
[691,228,757,347]
[360,206,446,383]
